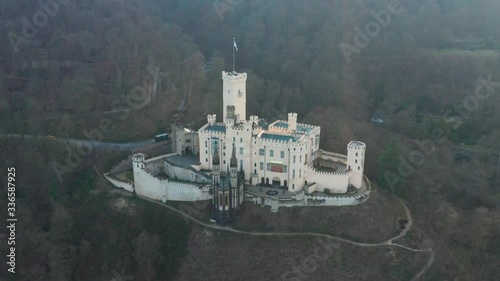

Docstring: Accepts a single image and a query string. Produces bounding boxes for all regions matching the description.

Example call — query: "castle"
[105,70,371,225]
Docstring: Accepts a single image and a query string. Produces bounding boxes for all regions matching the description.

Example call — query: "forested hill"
[1,1,500,281]
[2,0,500,141]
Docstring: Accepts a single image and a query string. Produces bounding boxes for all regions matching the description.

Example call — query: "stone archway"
[272,177,281,187]
[266,178,269,185]
[184,146,195,155]
[261,177,265,185]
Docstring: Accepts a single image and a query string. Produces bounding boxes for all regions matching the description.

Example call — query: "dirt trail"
[130,194,435,280]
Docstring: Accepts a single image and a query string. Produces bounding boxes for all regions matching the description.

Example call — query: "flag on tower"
[233,38,238,51]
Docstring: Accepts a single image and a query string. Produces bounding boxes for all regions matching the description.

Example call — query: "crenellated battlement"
[132,153,145,162]
[305,164,350,176]
[222,71,247,81]
[319,150,348,159]
[144,153,177,164]
[348,141,366,150]
[143,170,169,183]
[258,137,295,147]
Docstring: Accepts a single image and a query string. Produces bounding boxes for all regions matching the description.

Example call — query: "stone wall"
[304,165,350,193]
[163,161,211,184]
[103,173,134,192]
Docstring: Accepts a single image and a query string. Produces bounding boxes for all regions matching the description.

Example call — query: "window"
[206,158,208,162]
[267,163,271,171]
[280,151,285,158]
[270,150,274,157]
[240,160,243,167]
[254,163,257,167]
[260,162,264,170]
[240,138,243,143]
[355,159,358,163]
[293,156,296,163]
[299,169,301,178]
[205,141,208,147]
[259,148,265,156]
[356,153,358,157]
[284,165,287,173]
[293,169,296,179]
[358,166,360,170]
[299,155,302,163]
[233,137,235,142]
[240,147,243,155]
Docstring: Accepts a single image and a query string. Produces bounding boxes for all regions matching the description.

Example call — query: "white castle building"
[105,70,371,224]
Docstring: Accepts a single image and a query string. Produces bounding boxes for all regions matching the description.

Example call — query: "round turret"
[347,141,366,188]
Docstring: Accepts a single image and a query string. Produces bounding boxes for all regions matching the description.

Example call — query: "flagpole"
[233,37,236,74]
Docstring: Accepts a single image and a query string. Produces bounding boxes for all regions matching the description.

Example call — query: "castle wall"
[103,173,134,192]
[163,161,211,184]
[304,165,350,193]
[165,182,211,201]
[131,165,211,202]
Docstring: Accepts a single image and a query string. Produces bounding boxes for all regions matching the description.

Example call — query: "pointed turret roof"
[230,143,237,168]
[213,142,220,165]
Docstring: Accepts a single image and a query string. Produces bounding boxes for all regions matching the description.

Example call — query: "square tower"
[222,71,247,121]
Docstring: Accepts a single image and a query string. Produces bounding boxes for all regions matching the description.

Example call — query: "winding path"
[130,193,435,280]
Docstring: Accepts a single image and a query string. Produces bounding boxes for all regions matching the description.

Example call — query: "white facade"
[222,71,247,121]
[106,70,369,210]
[130,153,211,202]
[195,70,366,193]
[347,141,366,188]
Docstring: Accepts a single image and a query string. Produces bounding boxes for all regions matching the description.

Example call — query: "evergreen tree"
[377,137,404,194]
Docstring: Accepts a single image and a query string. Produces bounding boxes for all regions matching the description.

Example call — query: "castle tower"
[288,113,298,131]
[207,114,216,125]
[212,142,221,184]
[132,153,146,191]
[222,71,247,121]
[347,141,366,189]
[229,143,238,188]
[132,153,145,172]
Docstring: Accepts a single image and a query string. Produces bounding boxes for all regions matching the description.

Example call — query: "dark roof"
[206,125,226,133]
[261,133,297,142]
